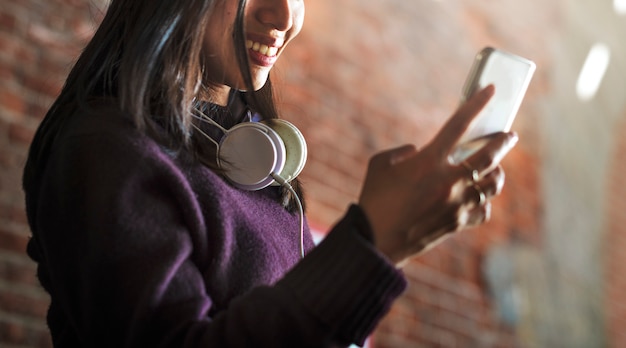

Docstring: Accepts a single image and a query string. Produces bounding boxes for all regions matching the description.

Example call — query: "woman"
[23,0,517,347]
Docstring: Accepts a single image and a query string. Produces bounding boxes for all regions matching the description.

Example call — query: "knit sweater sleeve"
[277,205,407,345]
[206,205,406,347]
[28,107,406,348]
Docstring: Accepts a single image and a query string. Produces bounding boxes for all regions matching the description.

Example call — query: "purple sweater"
[25,100,406,347]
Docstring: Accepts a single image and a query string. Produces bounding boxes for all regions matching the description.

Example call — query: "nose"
[255,0,294,31]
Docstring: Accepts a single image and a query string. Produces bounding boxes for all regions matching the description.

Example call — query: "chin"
[230,71,269,92]
[251,75,270,91]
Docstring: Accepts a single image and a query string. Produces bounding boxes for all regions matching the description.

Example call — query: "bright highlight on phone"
[449,47,536,164]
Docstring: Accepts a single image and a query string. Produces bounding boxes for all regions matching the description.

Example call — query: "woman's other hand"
[358,85,518,266]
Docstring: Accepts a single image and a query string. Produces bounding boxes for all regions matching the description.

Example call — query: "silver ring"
[461,161,480,183]
[473,183,486,206]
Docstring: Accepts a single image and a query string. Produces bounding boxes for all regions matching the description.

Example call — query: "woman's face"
[202,0,305,94]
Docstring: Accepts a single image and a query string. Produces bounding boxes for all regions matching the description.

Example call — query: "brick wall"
[0,1,104,347]
[2,0,619,347]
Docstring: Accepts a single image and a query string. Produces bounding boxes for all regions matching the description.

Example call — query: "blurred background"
[1,0,625,347]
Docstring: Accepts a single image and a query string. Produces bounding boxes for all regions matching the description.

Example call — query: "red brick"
[0,290,49,318]
[0,258,39,287]
[0,11,17,32]
[8,122,35,146]
[0,88,26,116]
[0,320,25,344]
[0,319,52,347]
[22,73,64,99]
[0,203,28,225]
[0,229,28,254]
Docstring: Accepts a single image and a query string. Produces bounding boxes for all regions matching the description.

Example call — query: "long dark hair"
[23,0,304,216]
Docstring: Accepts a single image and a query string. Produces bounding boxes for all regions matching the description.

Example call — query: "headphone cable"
[271,173,305,259]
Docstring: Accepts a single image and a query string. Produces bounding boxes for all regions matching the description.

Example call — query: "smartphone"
[449,47,536,164]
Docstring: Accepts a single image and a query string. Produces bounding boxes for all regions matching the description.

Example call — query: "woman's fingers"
[455,132,517,182]
[469,132,518,174]
[462,166,504,205]
[431,85,495,155]
[467,201,492,226]
[479,165,506,197]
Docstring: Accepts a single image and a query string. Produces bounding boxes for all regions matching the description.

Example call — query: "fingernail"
[509,132,519,147]
[482,84,495,96]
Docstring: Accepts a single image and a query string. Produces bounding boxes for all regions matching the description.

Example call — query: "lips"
[245,39,281,67]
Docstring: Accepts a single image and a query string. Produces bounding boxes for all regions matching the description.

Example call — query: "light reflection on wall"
[576,43,611,102]
[615,0,626,15]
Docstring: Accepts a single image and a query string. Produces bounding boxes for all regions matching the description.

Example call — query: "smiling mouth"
[246,40,279,57]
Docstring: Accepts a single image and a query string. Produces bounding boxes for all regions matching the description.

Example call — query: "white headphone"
[215,118,307,191]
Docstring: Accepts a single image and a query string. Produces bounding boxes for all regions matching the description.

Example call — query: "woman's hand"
[358,85,518,266]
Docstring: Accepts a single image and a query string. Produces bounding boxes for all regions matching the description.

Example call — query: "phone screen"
[450,47,535,163]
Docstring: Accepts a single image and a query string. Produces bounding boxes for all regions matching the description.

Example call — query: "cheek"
[293,5,305,35]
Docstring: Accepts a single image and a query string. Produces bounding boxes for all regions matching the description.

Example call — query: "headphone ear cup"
[262,119,307,183]
[217,122,286,190]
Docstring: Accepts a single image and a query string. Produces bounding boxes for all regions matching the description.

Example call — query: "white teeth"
[246,40,279,57]
[259,44,269,55]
